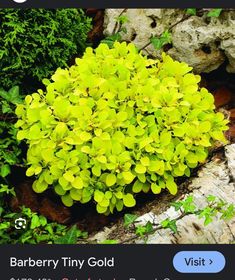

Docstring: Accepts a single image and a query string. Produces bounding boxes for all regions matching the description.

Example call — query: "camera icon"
[14,218,27,230]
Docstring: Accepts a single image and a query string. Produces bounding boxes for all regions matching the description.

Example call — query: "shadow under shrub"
[0,8,92,91]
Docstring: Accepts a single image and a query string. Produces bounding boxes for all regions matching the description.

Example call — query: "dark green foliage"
[0,9,92,90]
[55,225,87,244]
[0,86,23,180]
[0,184,87,244]
[0,204,87,244]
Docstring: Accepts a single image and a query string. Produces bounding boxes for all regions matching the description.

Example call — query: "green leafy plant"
[124,213,138,227]
[0,184,87,244]
[0,86,23,181]
[150,31,172,50]
[101,14,128,48]
[101,10,129,48]
[0,205,87,244]
[207,9,223,17]
[122,195,235,243]
[0,168,87,244]
[0,9,92,90]
[0,184,16,218]
[185,8,223,18]
[116,14,129,25]
[55,225,88,244]
[101,32,122,48]
[15,42,228,215]
[185,8,197,16]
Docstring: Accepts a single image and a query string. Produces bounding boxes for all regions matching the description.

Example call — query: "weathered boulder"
[104,9,235,73]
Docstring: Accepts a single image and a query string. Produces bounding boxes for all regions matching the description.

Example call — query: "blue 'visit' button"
[173,251,225,273]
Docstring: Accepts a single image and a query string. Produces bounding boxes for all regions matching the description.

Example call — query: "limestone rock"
[104,9,235,73]
[225,144,235,180]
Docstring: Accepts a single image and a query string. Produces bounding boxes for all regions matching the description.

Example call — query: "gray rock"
[104,9,235,73]
[225,144,235,180]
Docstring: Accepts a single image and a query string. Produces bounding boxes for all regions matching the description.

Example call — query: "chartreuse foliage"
[0,9,92,90]
[15,42,228,215]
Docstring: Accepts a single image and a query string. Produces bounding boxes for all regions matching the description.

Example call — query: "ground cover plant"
[15,42,228,215]
[0,184,87,244]
[0,8,92,91]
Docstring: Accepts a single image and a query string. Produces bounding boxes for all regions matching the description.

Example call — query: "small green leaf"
[206,195,216,203]
[72,177,83,189]
[8,86,22,104]
[171,201,183,211]
[94,190,105,203]
[135,164,146,174]
[166,177,178,195]
[30,215,40,229]
[182,196,196,213]
[55,225,78,244]
[132,180,143,193]
[135,225,147,237]
[123,193,136,207]
[207,9,222,17]
[151,183,161,194]
[160,131,172,146]
[150,31,172,50]
[186,8,197,15]
[0,164,11,178]
[221,205,235,220]
[161,218,178,233]
[96,204,108,214]
[122,171,135,184]
[92,165,101,177]
[145,221,154,233]
[106,174,117,187]
[116,15,129,24]
[124,213,138,227]
[150,36,162,50]
[61,194,73,207]
[63,171,74,183]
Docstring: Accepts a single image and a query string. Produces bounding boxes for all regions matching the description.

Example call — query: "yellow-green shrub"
[15,42,228,215]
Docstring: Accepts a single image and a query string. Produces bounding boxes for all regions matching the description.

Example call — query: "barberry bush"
[15,42,228,215]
